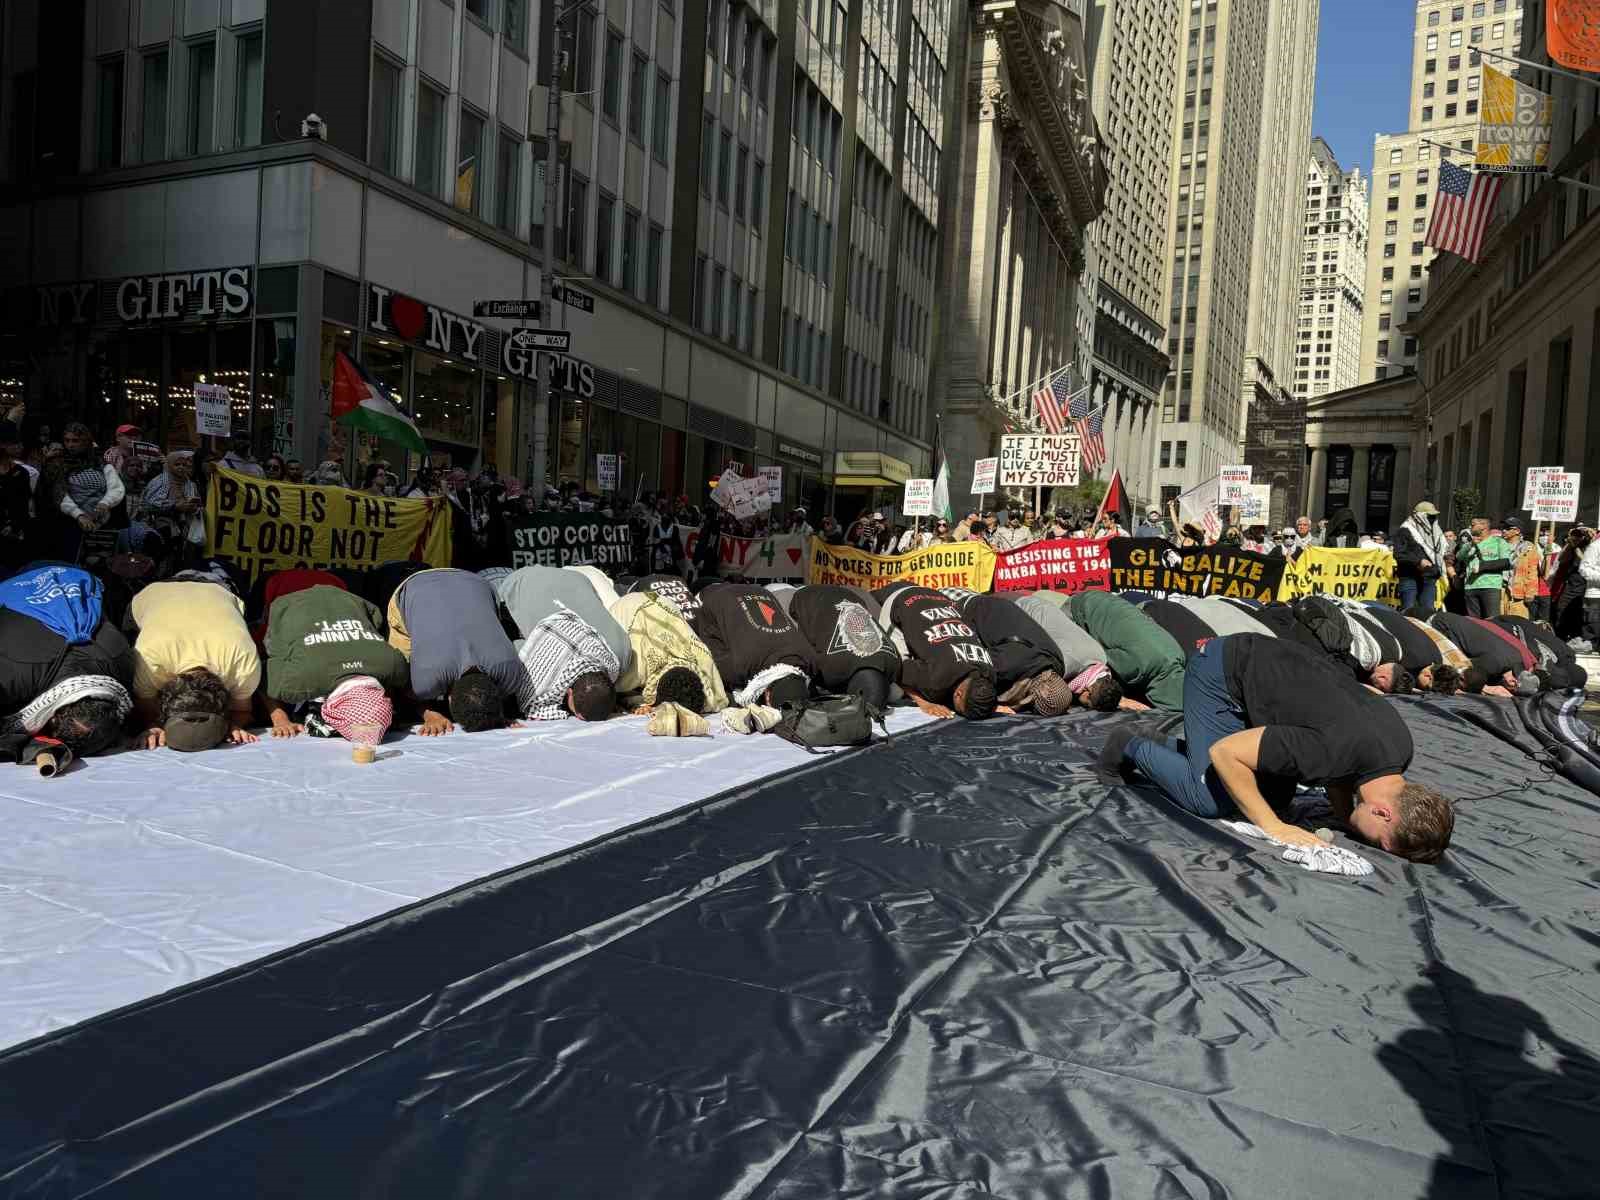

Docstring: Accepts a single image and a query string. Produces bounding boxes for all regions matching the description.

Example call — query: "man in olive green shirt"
[1457,517,1512,619]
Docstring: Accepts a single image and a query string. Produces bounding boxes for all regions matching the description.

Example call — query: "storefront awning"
[832,451,912,488]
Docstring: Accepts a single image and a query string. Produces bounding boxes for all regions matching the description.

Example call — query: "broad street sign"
[552,283,595,313]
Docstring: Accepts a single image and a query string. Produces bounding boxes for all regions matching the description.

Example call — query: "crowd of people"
[7,416,1597,874]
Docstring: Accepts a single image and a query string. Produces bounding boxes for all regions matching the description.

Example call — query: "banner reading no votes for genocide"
[806,538,996,592]
[206,467,452,582]
[506,512,634,569]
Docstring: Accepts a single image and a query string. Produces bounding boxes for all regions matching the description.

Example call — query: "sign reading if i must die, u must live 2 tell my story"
[1000,435,1081,488]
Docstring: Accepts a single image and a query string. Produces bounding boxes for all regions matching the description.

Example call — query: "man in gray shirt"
[1014,592,1125,711]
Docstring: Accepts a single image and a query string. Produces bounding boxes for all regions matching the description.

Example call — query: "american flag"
[1030,369,1072,434]
[1073,401,1107,474]
[1425,160,1504,264]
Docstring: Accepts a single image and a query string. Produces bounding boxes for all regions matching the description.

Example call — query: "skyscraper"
[1359,0,1524,382]
[1151,0,1321,500]
[1294,138,1369,401]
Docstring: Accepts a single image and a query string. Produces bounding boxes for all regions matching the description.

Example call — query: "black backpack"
[771,694,886,751]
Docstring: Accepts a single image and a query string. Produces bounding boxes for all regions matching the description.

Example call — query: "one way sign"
[509,328,572,351]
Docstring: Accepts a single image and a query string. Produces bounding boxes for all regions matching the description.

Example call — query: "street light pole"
[529,13,566,499]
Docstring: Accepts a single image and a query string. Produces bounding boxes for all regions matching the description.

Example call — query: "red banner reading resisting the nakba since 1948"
[991,537,1112,595]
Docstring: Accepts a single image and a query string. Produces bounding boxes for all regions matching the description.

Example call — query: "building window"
[504,0,529,53]
[496,130,519,232]
[717,129,732,207]
[141,52,168,162]
[415,82,445,196]
[371,55,401,173]
[647,224,664,307]
[751,160,765,232]
[1422,106,1434,121]
[572,12,596,98]
[97,57,125,168]
[627,52,647,141]
[1408,288,1422,303]
[456,107,485,215]
[1159,441,1171,469]
[712,266,726,336]
[1389,147,1404,163]
[1415,192,1428,208]
[602,28,623,122]
[466,0,491,24]
[567,176,588,267]
[1175,441,1187,469]
[735,144,749,220]
[652,72,671,161]
[234,31,263,147]
[595,193,615,281]
[1377,339,1390,359]
[700,116,715,194]
[1387,197,1400,212]
[187,40,216,155]
[621,209,639,295]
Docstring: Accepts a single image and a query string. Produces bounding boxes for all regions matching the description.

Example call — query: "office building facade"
[1294,137,1368,401]
[0,0,963,516]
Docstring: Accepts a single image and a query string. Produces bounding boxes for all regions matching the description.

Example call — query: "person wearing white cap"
[1394,500,1451,612]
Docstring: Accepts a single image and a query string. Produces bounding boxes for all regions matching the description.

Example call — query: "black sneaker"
[1094,727,1140,783]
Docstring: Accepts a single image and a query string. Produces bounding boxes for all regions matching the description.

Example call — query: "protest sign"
[807,539,996,593]
[1238,483,1272,524]
[1000,434,1081,488]
[507,512,633,569]
[972,457,998,495]
[193,384,232,438]
[1530,470,1580,521]
[992,537,1111,595]
[757,466,783,504]
[206,467,451,583]
[712,469,767,519]
[1278,545,1400,606]
[1523,466,1559,508]
[1107,538,1284,602]
[1219,466,1252,507]
[903,478,935,517]
[596,454,619,491]
[676,525,807,581]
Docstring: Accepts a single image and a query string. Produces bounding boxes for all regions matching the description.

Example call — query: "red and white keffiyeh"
[321,676,392,746]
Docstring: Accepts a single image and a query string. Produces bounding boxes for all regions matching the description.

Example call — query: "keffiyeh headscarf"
[518,606,622,720]
[3,675,132,734]
[320,676,393,746]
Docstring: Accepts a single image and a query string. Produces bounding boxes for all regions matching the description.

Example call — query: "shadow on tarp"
[2,702,1599,1198]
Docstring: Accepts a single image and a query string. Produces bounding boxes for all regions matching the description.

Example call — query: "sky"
[1311,0,1416,176]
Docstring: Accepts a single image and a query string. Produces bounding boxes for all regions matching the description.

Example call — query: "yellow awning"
[834,474,898,488]
[832,451,913,486]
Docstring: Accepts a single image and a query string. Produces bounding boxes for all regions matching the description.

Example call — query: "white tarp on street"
[0,711,931,1051]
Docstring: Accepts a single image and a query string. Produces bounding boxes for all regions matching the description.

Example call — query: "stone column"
[1349,445,1371,531]
[1392,441,1412,518]
[1306,446,1328,520]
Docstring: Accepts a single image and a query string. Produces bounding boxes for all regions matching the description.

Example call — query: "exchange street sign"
[473,299,540,319]
[552,283,596,313]
[509,327,573,352]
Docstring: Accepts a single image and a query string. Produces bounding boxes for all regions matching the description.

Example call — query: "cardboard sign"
[902,478,935,517]
[1238,483,1272,524]
[1219,466,1253,507]
[757,465,783,504]
[1279,545,1401,607]
[507,512,633,569]
[1000,434,1081,488]
[193,384,232,438]
[1523,465,1559,509]
[1107,538,1285,603]
[596,454,619,492]
[1530,470,1580,522]
[972,457,998,495]
[711,469,765,519]
[992,537,1111,595]
[205,467,451,583]
[806,539,997,593]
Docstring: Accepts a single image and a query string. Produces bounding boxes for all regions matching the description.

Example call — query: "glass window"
[234,32,262,146]
[700,115,715,193]
[141,52,168,162]
[567,175,587,266]
[622,210,639,294]
[98,57,125,168]
[628,52,647,140]
[256,318,296,455]
[412,352,481,449]
[371,55,401,173]
[1389,147,1404,163]
[717,129,732,207]
[505,0,528,52]
[647,224,664,307]
[595,193,615,282]
[466,0,491,23]
[496,130,519,232]
[751,160,765,232]
[735,144,749,219]
[712,266,726,336]
[573,12,596,98]
[652,72,671,160]
[187,41,216,155]
[457,107,485,215]
[416,83,445,196]
[602,28,623,121]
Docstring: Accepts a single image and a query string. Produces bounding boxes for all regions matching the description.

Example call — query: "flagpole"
[1471,45,1600,91]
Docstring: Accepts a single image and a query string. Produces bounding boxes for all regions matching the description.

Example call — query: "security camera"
[300,113,327,140]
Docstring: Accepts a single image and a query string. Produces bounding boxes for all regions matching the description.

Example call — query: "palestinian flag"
[331,350,427,453]
[1094,468,1133,534]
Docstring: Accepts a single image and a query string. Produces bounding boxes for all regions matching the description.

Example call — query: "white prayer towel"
[1219,820,1375,877]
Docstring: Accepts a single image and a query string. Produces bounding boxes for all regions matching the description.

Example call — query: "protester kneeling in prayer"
[1067,590,1186,711]
[1429,610,1541,698]
[692,582,816,709]
[0,565,135,762]
[873,584,999,719]
[1491,613,1589,692]
[1013,593,1126,711]
[1102,633,1454,864]
[945,591,1072,716]
[498,565,633,679]
[1354,602,1468,695]
[608,588,729,716]
[130,580,261,750]
[786,584,902,709]
[388,568,533,734]
[261,585,409,740]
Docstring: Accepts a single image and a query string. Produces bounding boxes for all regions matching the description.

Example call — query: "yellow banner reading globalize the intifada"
[1475,64,1551,174]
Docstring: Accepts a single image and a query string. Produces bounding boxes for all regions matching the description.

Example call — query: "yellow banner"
[1279,546,1401,607]
[205,467,452,582]
[1475,65,1552,174]
[805,537,996,592]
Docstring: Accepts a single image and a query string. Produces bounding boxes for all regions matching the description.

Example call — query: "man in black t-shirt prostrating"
[1103,633,1454,863]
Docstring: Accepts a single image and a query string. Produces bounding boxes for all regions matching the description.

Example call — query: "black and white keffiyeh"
[517,605,622,720]
[3,674,132,734]
[732,663,807,708]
